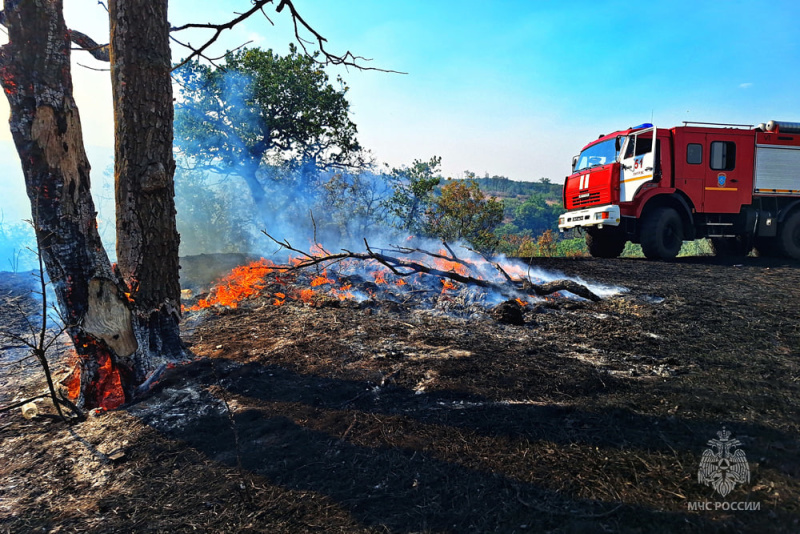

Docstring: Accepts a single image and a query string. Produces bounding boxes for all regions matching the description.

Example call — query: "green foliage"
[174,44,360,175]
[512,194,562,236]
[621,241,644,258]
[678,239,714,257]
[383,156,442,234]
[425,180,503,252]
[556,236,589,257]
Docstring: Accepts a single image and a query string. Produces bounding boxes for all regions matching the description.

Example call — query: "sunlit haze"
[1,0,799,224]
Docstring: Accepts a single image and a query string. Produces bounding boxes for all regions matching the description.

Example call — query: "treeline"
[466,175,562,199]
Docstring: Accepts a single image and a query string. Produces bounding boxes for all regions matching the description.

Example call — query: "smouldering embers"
[186,247,626,312]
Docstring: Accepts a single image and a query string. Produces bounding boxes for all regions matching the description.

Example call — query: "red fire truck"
[558,120,800,259]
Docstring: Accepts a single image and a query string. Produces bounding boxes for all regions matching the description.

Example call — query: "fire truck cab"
[558,120,800,260]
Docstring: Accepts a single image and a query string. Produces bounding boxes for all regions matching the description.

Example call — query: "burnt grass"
[1,256,799,533]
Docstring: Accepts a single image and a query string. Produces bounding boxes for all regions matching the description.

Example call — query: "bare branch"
[169,33,252,70]
[170,0,274,71]
[277,0,404,73]
[68,30,110,62]
[170,0,404,73]
[0,394,50,414]
[260,231,602,302]
[76,62,110,72]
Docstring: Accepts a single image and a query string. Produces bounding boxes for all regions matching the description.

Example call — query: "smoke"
[170,66,627,301]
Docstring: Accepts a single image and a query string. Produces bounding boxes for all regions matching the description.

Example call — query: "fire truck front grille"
[571,192,601,207]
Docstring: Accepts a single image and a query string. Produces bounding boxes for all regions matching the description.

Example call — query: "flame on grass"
[190,258,281,310]
[187,244,625,312]
[311,270,334,287]
[441,279,458,292]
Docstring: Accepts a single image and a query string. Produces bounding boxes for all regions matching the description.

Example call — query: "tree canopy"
[174,44,361,176]
[426,180,503,252]
[383,156,442,234]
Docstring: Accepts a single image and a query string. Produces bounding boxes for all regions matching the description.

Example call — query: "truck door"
[620,127,657,202]
[702,136,751,213]
[675,132,706,210]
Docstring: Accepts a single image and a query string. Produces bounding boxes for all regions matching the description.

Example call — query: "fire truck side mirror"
[615,136,621,152]
[571,155,578,172]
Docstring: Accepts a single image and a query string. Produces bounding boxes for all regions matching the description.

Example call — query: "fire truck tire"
[778,211,800,260]
[585,228,626,258]
[640,207,683,260]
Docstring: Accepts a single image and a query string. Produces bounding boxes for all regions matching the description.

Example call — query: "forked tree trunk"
[0,0,136,409]
[109,0,185,380]
[0,0,185,410]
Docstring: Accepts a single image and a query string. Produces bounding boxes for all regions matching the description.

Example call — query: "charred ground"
[1,256,799,533]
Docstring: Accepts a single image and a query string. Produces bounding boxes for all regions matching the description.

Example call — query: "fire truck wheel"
[778,211,800,260]
[640,207,683,259]
[585,228,626,258]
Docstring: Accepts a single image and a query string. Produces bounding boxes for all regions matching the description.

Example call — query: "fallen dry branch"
[261,232,601,302]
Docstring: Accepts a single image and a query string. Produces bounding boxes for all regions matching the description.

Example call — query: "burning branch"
[261,232,602,302]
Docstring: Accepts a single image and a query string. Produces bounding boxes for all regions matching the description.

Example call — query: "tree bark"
[0,0,136,409]
[110,0,185,377]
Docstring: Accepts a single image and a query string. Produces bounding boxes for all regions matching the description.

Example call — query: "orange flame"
[95,353,125,410]
[62,348,125,410]
[190,259,277,310]
[63,350,82,400]
[433,250,469,277]
[515,298,528,307]
[311,270,334,287]
[441,279,457,292]
[331,283,354,301]
[372,270,388,285]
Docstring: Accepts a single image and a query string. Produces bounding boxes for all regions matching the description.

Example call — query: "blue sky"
[2,0,800,224]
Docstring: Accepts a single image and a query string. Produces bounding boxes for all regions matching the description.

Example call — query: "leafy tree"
[174,45,361,217]
[323,171,393,241]
[513,194,562,236]
[383,156,442,234]
[426,180,503,251]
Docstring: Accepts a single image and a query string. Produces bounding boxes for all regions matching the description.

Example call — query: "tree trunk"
[0,0,135,409]
[110,0,185,379]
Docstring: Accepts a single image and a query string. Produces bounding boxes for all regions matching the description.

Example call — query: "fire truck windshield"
[574,138,620,172]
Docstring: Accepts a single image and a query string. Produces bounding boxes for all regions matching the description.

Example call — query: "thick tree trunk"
[110,0,185,378]
[0,0,135,409]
